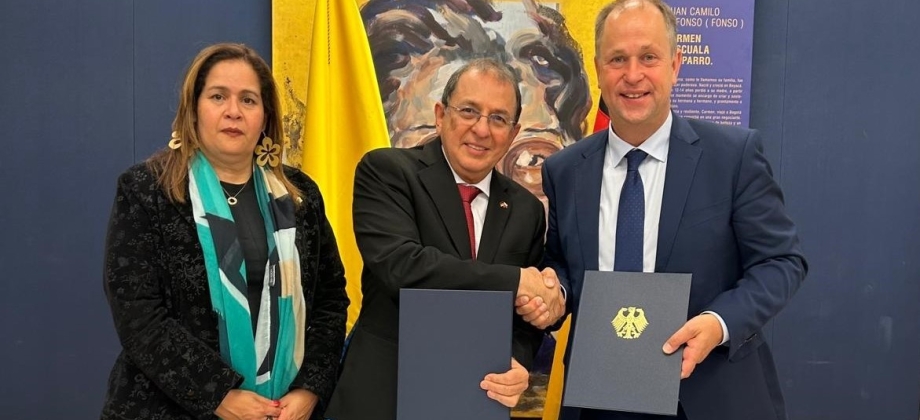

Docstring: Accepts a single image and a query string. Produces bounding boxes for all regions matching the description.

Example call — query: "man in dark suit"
[541,1,808,419]
[325,58,566,420]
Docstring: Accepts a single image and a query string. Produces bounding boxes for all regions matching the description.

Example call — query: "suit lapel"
[656,114,701,271]
[417,139,472,259]
[477,173,511,264]
[576,132,608,271]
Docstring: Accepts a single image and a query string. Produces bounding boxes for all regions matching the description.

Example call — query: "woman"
[101,43,348,420]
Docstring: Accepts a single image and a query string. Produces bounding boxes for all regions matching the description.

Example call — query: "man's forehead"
[603,42,661,54]
[452,71,516,112]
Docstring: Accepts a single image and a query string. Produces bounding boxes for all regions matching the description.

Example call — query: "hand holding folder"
[662,312,725,379]
[480,358,529,407]
[563,271,692,416]
[397,289,517,420]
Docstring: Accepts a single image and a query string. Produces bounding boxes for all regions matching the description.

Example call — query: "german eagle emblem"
[611,306,649,339]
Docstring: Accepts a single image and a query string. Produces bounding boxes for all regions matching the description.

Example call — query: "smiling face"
[195,59,265,171]
[435,68,521,184]
[595,2,681,145]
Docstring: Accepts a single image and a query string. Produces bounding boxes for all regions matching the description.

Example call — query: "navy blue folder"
[563,271,692,415]
[397,289,513,420]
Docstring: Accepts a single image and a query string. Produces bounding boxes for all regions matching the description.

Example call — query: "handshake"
[515,267,566,330]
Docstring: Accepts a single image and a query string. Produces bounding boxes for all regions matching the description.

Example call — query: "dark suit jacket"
[325,139,546,420]
[542,114,807,420]
[101,163,348,420]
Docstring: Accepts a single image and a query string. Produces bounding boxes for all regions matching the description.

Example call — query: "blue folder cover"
[562,271,692,415]
[397,289,513,420]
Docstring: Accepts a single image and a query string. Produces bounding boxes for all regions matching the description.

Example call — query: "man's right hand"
[515,267,565,329]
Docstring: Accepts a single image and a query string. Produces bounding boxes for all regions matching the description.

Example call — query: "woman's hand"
[276,389,319,420]
[214,389,283,420]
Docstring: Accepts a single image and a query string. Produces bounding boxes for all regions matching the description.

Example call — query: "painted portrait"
[360,0,592,204]
[359,0,592,415]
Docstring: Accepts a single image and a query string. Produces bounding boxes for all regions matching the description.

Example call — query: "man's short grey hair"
[440,57,523,122]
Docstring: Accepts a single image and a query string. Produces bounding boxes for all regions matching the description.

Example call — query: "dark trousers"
[560,405,688,420]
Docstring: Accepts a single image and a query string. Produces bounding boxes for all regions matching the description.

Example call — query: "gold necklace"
[221,178,250,206]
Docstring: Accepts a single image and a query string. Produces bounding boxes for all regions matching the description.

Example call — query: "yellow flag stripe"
[276,0,390,332]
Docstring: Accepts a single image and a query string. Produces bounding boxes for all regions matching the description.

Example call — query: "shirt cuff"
[702,311,729,345]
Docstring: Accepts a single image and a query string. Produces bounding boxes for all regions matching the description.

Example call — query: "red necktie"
[457,184,481,260]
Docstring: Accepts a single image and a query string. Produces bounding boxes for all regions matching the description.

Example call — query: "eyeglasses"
[445,105,515,130]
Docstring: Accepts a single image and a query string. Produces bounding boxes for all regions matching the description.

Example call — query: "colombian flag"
[303,0,390,331]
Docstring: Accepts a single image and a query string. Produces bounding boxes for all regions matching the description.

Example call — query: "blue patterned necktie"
[614,149,648,272]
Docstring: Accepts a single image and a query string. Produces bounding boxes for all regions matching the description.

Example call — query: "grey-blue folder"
[563,271,692,416]
[397,289,512,420]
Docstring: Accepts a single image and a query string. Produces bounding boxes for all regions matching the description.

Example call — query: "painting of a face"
[362,0,592,203]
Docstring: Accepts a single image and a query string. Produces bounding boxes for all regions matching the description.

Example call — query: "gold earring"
[255,133,281,167]
[168,131,182,150]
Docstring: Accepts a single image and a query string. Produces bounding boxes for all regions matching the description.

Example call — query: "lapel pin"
[500,201,509,209]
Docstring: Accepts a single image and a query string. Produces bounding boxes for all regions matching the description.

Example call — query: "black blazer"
[101,163,348,420]
[325,139,546,420]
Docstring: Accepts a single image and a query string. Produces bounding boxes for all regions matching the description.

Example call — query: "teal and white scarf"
[188,151,305,399]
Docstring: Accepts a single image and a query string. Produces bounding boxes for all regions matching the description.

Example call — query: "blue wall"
[0,1,270,417]
[751,1,920,419]
[1,0,918,418]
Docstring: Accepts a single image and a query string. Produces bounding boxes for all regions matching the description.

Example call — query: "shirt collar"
[442,146,492,197]
[606,112,672,166]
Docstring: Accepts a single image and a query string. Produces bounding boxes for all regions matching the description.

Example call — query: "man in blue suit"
[541,1,808,419]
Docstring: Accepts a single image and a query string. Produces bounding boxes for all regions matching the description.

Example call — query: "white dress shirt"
[442,150,570,301]
[597,114,729,344]
[598,116,671,273]
[443,148,491,255]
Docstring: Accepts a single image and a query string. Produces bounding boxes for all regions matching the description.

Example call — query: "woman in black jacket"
[101,43,348,420]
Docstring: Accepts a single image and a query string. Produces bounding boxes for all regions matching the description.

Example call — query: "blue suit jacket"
[542,114,807,420]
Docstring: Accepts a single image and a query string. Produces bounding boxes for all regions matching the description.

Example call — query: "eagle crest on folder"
[611,306,649,339]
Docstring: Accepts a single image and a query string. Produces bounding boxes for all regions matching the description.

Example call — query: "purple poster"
[668,1,755,127]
